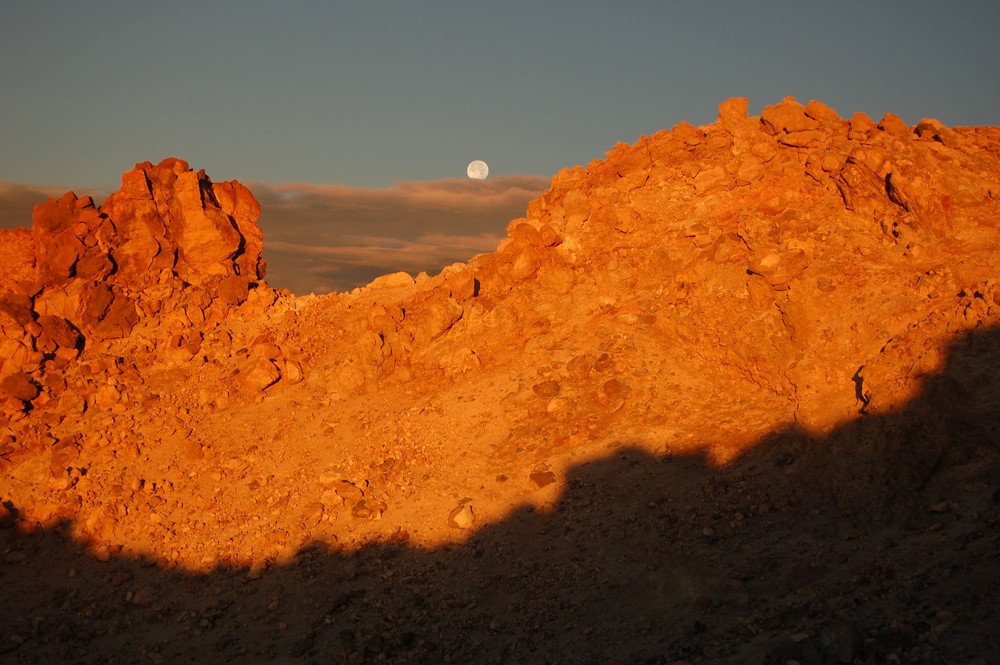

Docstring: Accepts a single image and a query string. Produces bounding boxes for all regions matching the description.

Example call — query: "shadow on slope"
[2,327,999,664]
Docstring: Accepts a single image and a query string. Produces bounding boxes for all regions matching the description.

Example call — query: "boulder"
[19,158,268,343]
[760,97,819,134]
[101,158,265,286]
[0,372,39,402]
[878,112,910,138]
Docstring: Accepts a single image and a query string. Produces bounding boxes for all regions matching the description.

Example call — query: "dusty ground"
[2,298,998,664]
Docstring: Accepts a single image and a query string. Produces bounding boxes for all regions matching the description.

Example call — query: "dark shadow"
[2,326,999,664]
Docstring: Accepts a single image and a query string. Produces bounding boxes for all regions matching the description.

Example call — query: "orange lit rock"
[31,193,88,280]
[0,100,998,664]
[760,96,820,134]
[35,315,81,353]
[878,112,910,138]
[0,228,36,288]
[101,158,265,286]
[10,157,269,349]
[0,371,39,402]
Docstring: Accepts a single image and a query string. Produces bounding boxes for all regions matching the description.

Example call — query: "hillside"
[1,97,999,664]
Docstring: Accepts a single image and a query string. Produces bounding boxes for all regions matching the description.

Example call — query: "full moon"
[467,160,489,180]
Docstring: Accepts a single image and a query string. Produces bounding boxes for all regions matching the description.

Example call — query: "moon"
[467,160,489,180]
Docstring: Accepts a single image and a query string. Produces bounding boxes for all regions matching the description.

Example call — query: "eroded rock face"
[0,158,273,416]
[99,159,265,285]
[32,158,265,292]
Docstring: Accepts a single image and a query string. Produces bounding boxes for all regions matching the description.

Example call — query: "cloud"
[0,175,551,295]
[252,175,549,294]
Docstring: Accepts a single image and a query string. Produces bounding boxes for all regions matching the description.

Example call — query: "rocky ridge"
[0,98,998,663]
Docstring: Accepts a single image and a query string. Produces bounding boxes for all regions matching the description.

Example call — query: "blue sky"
[1,2,997,293]
[2,1,997,189]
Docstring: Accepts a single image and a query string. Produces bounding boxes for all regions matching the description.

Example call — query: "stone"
[240,358,281,392]
[332,481,364,504]
[747,249,810,287]
[36,315,81,351]
[717,97,749,133]
[171,171,244,279]
[0,296,35,328]
[734,157,766,185]
[216,274,250,306]
[760,97,819,134]
[561,188,591,229]
[532,380,560,398]
[529,471,557,489]
[0,372,39,402]
[10,158,267,354]
[878,112,910,137]
[849,111,877,139]
[101,158,266,287]
[671,121,704,146]
[91,292,139,339]
[351,499,372,519]
[93,383,122,410]
[369,272,415,290]
[212,179,265,280]
[778,130,825,148]
[31,192,87,280]
[693,166,732,196]
[878,113,910,139]
[914,118,960,148]
[447,503,475,529]
[804,99,841,123]
[411,295,463,344]
[319,469,346,485]
[283,361,304,384]
[510,247,542,282]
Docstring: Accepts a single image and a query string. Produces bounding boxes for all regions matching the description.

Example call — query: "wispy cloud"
[0,175,550,295]
[252,176,549,294]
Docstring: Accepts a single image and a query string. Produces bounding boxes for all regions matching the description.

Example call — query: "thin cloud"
[253,175,549,294]
[267,233,501,262]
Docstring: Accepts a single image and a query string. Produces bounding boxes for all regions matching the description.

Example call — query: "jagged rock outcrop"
[27,157,265,332]
[0,158,278,418]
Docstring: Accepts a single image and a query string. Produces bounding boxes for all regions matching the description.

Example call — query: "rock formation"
[1,158,271,413]
[0,100,998,663]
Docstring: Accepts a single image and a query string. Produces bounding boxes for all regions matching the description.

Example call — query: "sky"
[1,1,998,292]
